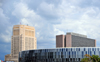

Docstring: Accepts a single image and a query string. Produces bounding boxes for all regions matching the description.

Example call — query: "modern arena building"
[19,32,98,62]
[19,47,100,62]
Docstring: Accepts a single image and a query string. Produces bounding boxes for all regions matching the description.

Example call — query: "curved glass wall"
[19,47,100,62]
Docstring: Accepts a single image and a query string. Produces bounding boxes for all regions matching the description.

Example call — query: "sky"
[1,0,100,61]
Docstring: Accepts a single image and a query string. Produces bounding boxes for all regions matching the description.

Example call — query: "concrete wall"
[72,35,96,47]
[66,34,72,47]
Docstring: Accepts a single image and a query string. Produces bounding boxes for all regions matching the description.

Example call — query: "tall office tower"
[5,25,37,62]
[56,32,96,48]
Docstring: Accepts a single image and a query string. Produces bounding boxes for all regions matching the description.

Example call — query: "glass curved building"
[19,47,100,62]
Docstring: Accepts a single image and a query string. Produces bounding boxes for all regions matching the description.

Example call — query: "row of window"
[19,47,100,62]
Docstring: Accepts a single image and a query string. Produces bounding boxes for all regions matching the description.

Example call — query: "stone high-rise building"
[56,32,96,48]
[5,25,37,62]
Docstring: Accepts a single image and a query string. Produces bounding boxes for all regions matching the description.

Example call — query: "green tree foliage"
[81,57,90,62]
[81,54,100,62]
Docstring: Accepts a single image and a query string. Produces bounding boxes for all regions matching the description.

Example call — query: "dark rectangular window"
[64,35,66,47]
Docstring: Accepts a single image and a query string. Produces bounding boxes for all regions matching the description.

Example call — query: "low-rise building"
[19,47,100,62]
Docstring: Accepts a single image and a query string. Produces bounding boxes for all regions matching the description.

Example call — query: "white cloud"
[1,26,12,42]
[53,3,100,46]
[54,28,65,35]
[1,33,11,42]
[1,0,100,61]
[12,2,32,18]
[0,8,9,22]
[12,2,56,48]
[37,2,56,16]
[0,8,11,43]
[11,0,100,48]
[0,3,2,7]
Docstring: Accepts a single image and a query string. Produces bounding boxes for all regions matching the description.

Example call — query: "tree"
[81,54,100,62]
[81,57,90,62]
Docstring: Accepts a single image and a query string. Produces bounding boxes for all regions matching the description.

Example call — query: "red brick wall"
[56,35,65,48]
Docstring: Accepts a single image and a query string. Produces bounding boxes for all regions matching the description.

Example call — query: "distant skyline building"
[5,25,37,62]
[56,32,96,48]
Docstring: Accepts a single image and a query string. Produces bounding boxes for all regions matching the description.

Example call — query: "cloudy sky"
[1,0,100,61]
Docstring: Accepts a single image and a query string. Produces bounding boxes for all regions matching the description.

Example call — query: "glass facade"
[19,47,100,62]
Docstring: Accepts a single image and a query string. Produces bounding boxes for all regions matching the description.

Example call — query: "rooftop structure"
[67,32,87,38]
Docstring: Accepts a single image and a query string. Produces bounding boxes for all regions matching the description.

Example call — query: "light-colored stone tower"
[5,25,37,62]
